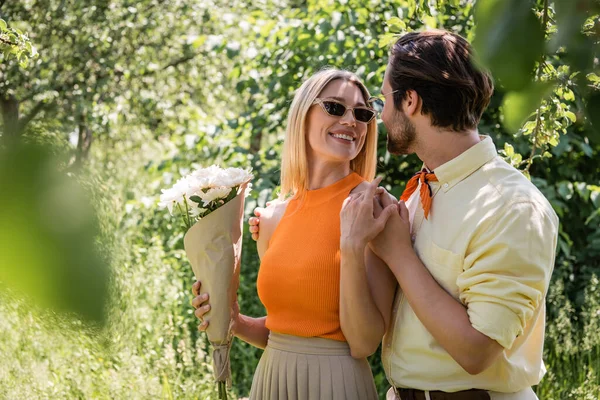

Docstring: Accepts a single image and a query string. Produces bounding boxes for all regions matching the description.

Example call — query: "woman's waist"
[266,332,350,355]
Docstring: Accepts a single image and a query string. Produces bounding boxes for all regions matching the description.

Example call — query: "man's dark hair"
[389,29,494,132]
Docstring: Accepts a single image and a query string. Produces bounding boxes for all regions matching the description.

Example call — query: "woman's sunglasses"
[313,98,377,123]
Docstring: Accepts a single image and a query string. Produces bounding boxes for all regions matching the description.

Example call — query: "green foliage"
[474,0,600,152]
[0,17,37,67]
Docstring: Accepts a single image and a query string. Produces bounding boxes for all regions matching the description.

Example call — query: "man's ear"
[404,89,421,117]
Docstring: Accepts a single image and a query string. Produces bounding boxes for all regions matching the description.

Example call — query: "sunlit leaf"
[387,17,406,33]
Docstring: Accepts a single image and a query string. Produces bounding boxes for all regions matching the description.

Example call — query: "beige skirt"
[249,332,378,400]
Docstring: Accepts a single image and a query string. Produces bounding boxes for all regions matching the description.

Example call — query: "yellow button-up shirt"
[382,136,559,392]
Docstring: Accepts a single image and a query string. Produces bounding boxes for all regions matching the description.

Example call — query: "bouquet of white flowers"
[159,165,253,399]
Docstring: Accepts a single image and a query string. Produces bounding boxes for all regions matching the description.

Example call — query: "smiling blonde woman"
[192,69,398,399]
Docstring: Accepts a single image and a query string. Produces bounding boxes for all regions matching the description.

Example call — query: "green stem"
[217,381,227,399]
[524,0,550,173]
[183,196,192,229]
[175,203,188,229]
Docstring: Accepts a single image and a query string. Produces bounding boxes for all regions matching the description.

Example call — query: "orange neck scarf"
[400,169,438,219]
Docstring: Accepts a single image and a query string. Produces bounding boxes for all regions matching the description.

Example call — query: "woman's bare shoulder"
[256,198,290,259]
[259,198,290,226]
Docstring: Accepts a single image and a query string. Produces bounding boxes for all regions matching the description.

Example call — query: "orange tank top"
[257,172,364,342]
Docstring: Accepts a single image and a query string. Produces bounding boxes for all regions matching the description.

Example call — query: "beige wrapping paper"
[183,188,246,386]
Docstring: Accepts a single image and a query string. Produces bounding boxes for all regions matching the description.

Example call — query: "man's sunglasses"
[313,98,377,123]
[368,89,400,113]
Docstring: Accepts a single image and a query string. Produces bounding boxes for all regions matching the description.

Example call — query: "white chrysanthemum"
[184,175,207,195]
[223,167,253,187]
[192,165,227,188]
[198,186,232,206]
[159,165,253,227]
[158,177,190,214]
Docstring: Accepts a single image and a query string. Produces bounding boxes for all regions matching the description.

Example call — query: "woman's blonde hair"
[279,69,378,199]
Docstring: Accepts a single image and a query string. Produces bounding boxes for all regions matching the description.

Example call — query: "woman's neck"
[306,159,352,190]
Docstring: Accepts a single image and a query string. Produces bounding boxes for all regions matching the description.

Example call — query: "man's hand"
[340,177,398,251]
[249,199,281,241]
[370,197,412,264]
[248,207,262,241]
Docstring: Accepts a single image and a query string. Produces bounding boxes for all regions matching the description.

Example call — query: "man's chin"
[387,141,411,155]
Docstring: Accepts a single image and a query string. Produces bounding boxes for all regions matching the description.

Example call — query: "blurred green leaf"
[553,0,592,49]
[473,0,545,91]
[0,143,109,325]
[387,17,406,33]
[192,35,207,49]
[379,32,399,48]
[502,81,555,133]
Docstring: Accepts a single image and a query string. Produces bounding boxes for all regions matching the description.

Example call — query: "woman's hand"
[191,280,240,333]
[191,280,211,331]
[340,177,397,251]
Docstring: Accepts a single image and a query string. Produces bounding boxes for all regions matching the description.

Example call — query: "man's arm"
[371,200,556,375]
[384,249,503,374]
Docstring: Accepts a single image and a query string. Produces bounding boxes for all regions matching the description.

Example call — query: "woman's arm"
[339,244,396,358]
[231,314,270,349]
[340,245,393,358]
[192,281,270,349]
[339,180,399,358]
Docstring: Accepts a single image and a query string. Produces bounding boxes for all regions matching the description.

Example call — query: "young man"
[222,29,558,400]
[356,30,558,400]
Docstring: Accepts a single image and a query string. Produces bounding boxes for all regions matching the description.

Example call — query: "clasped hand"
[340,177,412,263]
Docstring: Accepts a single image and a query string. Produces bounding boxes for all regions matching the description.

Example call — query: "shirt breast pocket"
[421,241,463,298]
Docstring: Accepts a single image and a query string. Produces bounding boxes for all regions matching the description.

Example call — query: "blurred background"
[0,0,599,398]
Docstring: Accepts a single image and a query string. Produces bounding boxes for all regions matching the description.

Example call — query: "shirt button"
[443,183,449,189]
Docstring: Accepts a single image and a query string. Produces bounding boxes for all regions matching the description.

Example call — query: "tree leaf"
[473,0,545,91]
[502,81,555,133]
[379,32,399,49]
[189,195,203,204]
[387,17,406,33]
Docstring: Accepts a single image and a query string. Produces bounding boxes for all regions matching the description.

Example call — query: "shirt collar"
[430,135,497,192]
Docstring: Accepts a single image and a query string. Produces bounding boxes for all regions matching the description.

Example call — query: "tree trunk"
[0,95,20,139]
[75,114,93,165]
[250,128,262,154]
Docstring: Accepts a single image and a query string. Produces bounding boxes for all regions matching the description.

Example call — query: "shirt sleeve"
[457,201,558,349]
